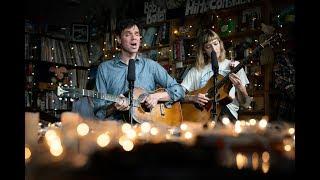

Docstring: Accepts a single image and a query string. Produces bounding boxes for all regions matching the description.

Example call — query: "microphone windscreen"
[211,51,219,70]
[127,59,136,81]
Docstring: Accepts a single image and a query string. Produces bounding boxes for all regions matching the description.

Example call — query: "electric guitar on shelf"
[181,33,283,123]
[57,86,183,127]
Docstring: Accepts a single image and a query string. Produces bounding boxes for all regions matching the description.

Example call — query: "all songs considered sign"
[143,0,257,24]
[185,0,258,16]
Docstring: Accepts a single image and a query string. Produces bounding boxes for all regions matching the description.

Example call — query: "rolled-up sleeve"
[153,62,185,102]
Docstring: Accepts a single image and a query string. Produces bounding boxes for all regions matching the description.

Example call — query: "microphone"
[127,59,136,82]
[211,50,219,76]
[210,50,219,122]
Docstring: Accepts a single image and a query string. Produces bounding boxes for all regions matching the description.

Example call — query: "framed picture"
[72,24,89,42]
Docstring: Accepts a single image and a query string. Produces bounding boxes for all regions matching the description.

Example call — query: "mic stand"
[211,68,219,122]
[128,81,134,125]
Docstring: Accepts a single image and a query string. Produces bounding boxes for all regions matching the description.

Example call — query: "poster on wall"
[144,1,167,24]
[72,24,89,42]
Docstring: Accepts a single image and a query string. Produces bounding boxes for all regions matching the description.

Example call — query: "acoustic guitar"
[57,86,183,127]
[181,33,282,123]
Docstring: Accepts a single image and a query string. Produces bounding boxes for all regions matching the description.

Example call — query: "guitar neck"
[216,61,244,89]
[216,44,263,89]
[82,89,122,103]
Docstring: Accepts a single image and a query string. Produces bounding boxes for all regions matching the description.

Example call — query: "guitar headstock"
[57,85,82,99]
[260,33,284,48]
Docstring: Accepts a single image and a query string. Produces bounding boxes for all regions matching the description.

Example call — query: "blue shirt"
[72,97,96,119]
[94,54,185,120]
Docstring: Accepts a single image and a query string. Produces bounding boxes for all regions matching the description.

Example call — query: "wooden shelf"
[142,20,172,28]
[140,44,170,52]
[25,31,88,44]
[157,57,170,62]
[172,35,196,40]
[222,29,262,41]
[25,59,91,70]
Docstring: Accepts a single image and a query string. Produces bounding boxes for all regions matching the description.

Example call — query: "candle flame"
[97,133,110,147]
[77,123,90,136]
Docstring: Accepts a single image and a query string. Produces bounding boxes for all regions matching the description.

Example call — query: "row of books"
[141,47,172,61]
[25,91,71,111]
[68,69,89,90]
[142,23,170,47]
[172,38,196,61]
[40,37,90,67]
[25,34,40,60]
[217,6,262,37]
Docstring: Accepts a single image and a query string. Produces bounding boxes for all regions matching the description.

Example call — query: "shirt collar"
[113,53,142,65]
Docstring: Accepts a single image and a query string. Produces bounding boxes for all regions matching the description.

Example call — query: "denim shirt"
[94,55,185,120]
[72,97,96,120]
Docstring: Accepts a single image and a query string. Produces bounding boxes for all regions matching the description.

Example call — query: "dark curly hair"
[115,19,142,36]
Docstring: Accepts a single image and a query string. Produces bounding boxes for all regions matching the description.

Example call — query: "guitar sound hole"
[141,103,151,112]
[194,103,204,111]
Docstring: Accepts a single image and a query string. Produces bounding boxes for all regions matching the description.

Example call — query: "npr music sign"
[185,0,257,16]
[144,1,166,24]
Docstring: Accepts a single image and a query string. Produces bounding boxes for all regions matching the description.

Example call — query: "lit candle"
[141,122,151,133]
[262,162,270,173]
[184,131,193,139]
[122,139,134,151]
[258,119,268,129]
[126,129,137,140]
[25,112,39,146]
[249,119,256,126]
[121,123,132,133]
[180,123,188,131]
[77,123,90,137]
[25,146,31,162]
[61,112,81,153]
[252,152,259,170]
[222,117,230,126]
[150,127,159,136]
[288,128,295,135]
[234,121,242,134]
[97,133,110,147]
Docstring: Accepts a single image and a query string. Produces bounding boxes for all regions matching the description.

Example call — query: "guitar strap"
[219,105,237,122]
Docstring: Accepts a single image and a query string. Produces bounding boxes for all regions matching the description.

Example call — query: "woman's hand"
[114,94,130,111]
[229,73,243,89]
[189,93,210,106]
[229,60,240,69]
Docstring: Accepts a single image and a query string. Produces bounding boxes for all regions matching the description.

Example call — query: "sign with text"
[144,1,167,24]
[185,0,258,16]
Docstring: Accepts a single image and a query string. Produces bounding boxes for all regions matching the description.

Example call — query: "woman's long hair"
[195,29,226,70]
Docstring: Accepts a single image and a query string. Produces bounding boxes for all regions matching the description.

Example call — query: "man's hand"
[114,94,130,111]
[142,93,160,109]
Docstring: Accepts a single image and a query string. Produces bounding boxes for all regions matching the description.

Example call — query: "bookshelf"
[140,21,173,74]
[25,30,92,121]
